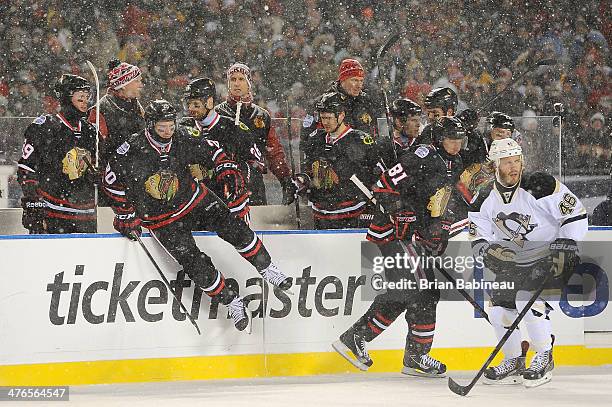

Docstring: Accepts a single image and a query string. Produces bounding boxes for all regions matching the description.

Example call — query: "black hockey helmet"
[145,99,177,128]
[183,77,216,101]
[455,108,479,130]
[488,111,515,131]
[424,87,458,112]
[432,116,466,141]
[390,98,422,118]
[315,92,346,115]
[54,74,91,106]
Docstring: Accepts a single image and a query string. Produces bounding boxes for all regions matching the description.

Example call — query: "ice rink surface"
[59,366,611,406]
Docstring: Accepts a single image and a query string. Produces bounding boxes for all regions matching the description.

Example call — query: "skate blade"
[483,375,523,385]
[331,340,369,371]
[244,307,253,335]
[401,367,446,378]
[523,371,552,388]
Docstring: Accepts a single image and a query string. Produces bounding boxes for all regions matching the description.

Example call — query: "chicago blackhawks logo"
[253,116,265,129]
[494,212,537,248]
[359,113,372,125]
[427,185,452,217]
[459,162,495,195]
[145,170,179,201]
[62,147,92,180]
[311,160,339,190]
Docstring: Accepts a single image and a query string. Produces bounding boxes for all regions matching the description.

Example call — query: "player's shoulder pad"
[522,172,558,199]
[413,144,431,159]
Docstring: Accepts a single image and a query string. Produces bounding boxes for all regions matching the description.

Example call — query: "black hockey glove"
[215,160,247,201]
[292,173,311,197]
[549,238,580,286]
[392,210,416,240]
[21,197,46,234]
[281,177,297,205]
[414,219,450,256]
[483,243,516,274]
[113,212,142,241]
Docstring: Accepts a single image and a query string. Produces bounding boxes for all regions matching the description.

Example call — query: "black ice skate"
[332,330,373,371]
[401,353,447,378]
[260,263,295,295]
[228,296,252,334]
[483,357,526,385]
[523,349,554,388]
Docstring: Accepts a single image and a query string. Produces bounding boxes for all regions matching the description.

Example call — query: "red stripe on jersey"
[369,223,393,231]
[45,211,96,221]
[145,189,208,230]
[367,321,382,335]
[241,239,263,259]
[38,190,95,209]
[313,210,364,220]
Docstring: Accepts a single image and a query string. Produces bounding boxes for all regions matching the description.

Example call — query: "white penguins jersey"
[468,173,588,266]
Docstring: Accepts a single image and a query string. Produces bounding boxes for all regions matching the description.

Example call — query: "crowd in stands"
[0,0,609,174]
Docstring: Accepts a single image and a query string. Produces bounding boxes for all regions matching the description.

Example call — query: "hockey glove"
[392,210,416,240]
[281,177,297,205]
[292,173,311,197]
[215,160,247,202]
[21,197,47,234]
[414,219,450,256]
[113,212,142,241]
[483,243,516,274]
[549,238,580,286]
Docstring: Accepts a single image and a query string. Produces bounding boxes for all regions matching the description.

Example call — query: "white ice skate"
[523,349,554,388]
[228,296,252,334]
[483,357,526,385]
[260,263,295,295]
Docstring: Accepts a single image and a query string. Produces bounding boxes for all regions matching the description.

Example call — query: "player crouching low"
[468,139,587,388]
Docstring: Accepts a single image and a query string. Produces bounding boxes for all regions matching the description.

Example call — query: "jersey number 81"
[388,163,408,185]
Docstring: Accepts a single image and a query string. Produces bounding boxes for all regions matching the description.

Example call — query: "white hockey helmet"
[488,138,523,186]
[488,138,523,164]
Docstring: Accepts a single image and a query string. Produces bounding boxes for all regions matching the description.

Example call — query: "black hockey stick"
[286,101,301,229]
[349,174,489,321]
[476,58,556,114]
[136,235,202,335]
[448,272,552,396]
[375,32,402,160]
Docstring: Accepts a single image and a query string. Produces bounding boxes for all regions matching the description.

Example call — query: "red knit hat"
[338,59,365,82]
[107,59,142,90]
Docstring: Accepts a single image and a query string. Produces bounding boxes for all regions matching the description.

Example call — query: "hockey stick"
[86,61,100,230]
[349,174,489,321]
[476,58,556,114]
[375,32,402,160]
[448,272,552,396]
[286,101,301,229]
[136,235,202,335]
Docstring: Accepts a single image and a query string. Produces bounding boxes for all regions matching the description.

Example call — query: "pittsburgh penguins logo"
[493,212,537,248]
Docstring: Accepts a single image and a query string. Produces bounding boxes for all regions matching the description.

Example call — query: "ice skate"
[523,349,554,388]
[401,353,447,378]
[332,330,373,371]
[483,357,526,385]
[260,263,295,295]
[227,296,252,334]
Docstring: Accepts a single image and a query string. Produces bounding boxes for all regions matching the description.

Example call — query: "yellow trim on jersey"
[2,346,612,386]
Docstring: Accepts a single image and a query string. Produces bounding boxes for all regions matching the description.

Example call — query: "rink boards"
[1,228,611,385]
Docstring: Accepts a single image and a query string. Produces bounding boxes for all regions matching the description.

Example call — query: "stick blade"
[448,377,471,396]
[376,32,401,59]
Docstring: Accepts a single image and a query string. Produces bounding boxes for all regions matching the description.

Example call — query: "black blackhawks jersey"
[179,112,262,167]
[17,113,98,221]
[367,144,464,243]
[301,126,382,220]
[102,126,231,230]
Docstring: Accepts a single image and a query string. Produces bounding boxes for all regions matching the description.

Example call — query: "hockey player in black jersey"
[180,77,261,220]
[332,117,466,377]
[298,92,383,229]
[18,74,98,234]
[379,98,423,164]
[102,100,293,333]
[416,87,458,145]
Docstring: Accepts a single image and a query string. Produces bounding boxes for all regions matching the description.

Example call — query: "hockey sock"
[490,306,522,359]
[405,322,436,355]
[523,301,553,353]
[236,233,272,270]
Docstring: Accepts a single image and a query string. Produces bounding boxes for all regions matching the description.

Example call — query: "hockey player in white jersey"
[468,139,587,388]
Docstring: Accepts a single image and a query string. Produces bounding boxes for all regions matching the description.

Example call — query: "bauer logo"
[45,264,366,325]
